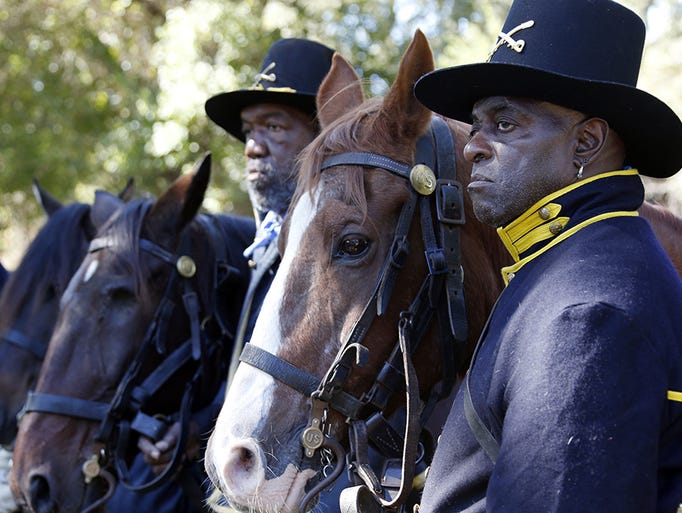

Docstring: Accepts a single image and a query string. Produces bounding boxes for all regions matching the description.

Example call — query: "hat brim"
[415,63,682,178]
[205,90,317,143]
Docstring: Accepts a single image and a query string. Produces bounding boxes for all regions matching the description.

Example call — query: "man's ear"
[574,117,609,164]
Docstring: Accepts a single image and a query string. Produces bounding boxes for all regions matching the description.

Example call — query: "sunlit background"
[1,0,680,268]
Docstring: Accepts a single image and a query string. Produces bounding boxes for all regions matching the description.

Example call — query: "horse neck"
[639,201,682,276]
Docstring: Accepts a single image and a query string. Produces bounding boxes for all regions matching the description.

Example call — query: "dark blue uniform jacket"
[420,171,682,513]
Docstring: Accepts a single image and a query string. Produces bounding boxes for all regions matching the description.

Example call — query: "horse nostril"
[29,474,56,513]
[221,439,266,496]
[238,446,256,472]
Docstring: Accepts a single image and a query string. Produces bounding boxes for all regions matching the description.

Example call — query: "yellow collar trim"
[497,202,568,260]
[501,210,639,285]
[497,169,640,285]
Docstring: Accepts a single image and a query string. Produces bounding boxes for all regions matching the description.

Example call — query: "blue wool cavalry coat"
[420,171,682,513]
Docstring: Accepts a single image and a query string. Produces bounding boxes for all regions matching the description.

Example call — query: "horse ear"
[178,152,211,228]
[117,177,135,201]
[32,178,62,217]
[90,190,124,233]
[381,29,435,138]
[317,53,365,128]
[146,152,211,239]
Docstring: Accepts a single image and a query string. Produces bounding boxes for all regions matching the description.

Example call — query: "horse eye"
[336,236,369,258]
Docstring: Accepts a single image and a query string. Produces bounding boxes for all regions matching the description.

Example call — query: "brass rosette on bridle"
[176,255,196,277]
[409,164,437,195]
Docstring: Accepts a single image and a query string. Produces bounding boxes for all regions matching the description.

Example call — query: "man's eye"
[497,120,514,132]
[268,124,283,132]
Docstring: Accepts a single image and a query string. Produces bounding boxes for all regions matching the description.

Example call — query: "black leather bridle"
[1,329,47,360]
[22,209,240,507]
[239,116,468,513]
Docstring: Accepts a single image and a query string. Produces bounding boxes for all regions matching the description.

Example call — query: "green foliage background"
[1,0,680,267]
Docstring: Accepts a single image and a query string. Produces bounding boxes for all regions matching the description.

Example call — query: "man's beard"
[247,161,297,217]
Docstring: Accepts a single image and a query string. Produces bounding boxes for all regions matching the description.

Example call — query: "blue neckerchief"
[243,210,283,258]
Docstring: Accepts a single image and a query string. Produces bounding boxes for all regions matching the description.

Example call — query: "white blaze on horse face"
[218,190,319,424]
[59,257,96,308]
[209,190,320,496]
[83,259,98,283]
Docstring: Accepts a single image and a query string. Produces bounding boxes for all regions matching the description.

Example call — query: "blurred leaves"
[1,0,681,266]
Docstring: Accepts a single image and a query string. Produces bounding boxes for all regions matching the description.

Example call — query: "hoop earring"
[576,158,588,180]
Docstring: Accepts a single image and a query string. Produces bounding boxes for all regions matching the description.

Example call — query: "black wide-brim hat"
[414,0,682,178]
[205,38,335,143]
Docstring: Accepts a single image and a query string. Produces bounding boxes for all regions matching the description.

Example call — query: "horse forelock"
[296,98,410,220]
[0,202,92,330]
[99,198,156,310]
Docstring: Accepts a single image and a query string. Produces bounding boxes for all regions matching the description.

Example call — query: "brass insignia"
[410,164,437,195]
[487,20,535,62]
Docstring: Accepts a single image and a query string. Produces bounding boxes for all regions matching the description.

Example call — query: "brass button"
[538,206,551,220]
[248,259,256,269]
[507,272,515,281]
[549,221,563,235]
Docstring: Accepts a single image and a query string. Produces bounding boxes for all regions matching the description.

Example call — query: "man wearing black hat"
[414,0,682,511]
[204,37,335,381]
[136,37,338,508]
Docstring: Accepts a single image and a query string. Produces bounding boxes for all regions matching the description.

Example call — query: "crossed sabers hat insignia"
[486,20,535,61]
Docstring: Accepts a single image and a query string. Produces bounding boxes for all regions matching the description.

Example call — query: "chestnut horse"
[205,30,682,513]
[0,181,131,445]
[640,201,682,276]
[10,155,254,513]
[205,31,509,513]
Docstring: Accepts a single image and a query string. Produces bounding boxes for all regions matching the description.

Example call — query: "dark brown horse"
[204,30,682,513]
[10,155,254,513]
[205,31,509,513]
[0,181,131,445]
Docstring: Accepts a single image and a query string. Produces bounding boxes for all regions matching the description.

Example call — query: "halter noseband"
[239,116,468,513]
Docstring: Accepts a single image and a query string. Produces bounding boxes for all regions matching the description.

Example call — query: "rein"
[239,117,468,513]
[23,211,239,507]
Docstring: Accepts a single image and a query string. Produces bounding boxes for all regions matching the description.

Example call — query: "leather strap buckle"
[435,180,465,225]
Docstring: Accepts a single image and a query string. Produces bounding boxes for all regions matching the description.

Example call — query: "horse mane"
[0,203,92,331]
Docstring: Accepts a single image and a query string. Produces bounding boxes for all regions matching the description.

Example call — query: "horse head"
[206,31,508,513]
[10,154,253,513]
[0,182,128,445]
